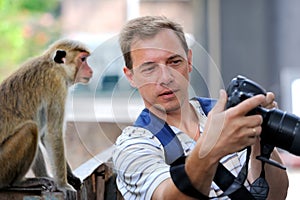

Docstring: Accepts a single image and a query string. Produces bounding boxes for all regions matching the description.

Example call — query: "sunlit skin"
[124,29,193,119]
[123,29,288,200]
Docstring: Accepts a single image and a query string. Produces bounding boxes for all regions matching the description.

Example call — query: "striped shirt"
[112,99,249,200]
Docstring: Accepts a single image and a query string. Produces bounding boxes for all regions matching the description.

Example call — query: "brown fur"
[0,39,92,191]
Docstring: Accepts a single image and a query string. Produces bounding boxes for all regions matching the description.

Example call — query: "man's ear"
[123,67,137,88]
[187,49,193,73]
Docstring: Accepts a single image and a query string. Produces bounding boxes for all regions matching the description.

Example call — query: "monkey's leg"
[0,122,38,188]
[0,122,58,191]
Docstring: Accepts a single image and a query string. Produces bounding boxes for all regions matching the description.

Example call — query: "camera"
[226,75,300,161]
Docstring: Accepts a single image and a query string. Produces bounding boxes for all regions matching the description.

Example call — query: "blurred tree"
[0,0,61,81]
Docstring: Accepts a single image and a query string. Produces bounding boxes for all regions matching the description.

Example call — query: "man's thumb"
[211,89,227,113]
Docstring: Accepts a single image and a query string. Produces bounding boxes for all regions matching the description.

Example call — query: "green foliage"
[0,0,61,81]
[0,0,59,13]
[18,0,59,12]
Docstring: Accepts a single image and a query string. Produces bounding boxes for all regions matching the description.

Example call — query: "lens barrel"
[226,75,300,156]
[259,107,300,155]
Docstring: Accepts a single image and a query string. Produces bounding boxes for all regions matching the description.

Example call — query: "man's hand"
[198,89,264,160]
[262,92,278,109]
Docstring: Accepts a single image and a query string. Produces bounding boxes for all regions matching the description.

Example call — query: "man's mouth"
[158,89,178,98]
[159,90,174,96]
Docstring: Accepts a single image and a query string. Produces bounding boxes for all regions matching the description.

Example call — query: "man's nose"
[159,65,174,85]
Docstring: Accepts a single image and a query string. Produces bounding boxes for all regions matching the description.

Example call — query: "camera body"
[226,75,300,156]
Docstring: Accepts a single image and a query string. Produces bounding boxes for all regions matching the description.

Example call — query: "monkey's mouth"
[82,77,91,81]
[75,77,91,84]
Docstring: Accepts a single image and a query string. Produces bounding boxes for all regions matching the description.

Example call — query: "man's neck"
[148,101,199,139]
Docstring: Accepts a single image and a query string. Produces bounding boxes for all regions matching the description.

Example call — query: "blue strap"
[134,108,184,164]
[192,97,217,116]
[134,97,216,164]
[134,97,257,199]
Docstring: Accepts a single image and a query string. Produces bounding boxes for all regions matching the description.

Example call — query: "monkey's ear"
[53,50,67,64]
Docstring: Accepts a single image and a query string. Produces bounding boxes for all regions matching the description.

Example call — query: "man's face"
[124,29,192,113]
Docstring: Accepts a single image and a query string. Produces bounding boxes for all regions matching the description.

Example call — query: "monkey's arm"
[35,134,81,190]
[44,93,72,190]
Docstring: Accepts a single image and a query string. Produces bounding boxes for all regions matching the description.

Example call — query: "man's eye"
[168,59,183,67]
[142,66,156,73]
[172,60,182,65]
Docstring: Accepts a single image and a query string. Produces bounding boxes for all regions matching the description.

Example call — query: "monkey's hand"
[10,177,57,192]
[67,172,82,190]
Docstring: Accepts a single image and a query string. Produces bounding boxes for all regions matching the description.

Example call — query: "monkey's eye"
[81,57,87,62]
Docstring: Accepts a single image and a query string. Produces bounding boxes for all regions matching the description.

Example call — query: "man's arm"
[153,90,267,199]
[152,178,203,200]
[266,149,289,199]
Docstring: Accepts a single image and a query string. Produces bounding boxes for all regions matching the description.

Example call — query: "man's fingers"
[240,114,263,128]
[233,94,265,116]
[210,90,266,117]
[249,126,262,137]
[263,92,278,109]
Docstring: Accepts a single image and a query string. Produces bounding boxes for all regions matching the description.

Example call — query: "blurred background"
[1,0,300,198]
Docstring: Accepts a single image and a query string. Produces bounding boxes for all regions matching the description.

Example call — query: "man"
[112,16,288,200]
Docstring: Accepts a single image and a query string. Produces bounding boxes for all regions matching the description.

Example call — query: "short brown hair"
[119,16,189,69]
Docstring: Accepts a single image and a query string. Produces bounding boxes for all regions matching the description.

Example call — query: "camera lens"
[260,108,300,155]
[226,75,300,157]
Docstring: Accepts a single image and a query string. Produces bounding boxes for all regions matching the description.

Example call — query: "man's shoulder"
[115,125,161,146]
[191,96,217,115]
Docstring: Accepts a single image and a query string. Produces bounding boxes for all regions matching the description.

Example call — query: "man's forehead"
[131,47,182,55]
[130,47,186,67]
[130,29,185,54]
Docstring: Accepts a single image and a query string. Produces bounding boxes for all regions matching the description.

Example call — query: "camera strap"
[134,97,269,199]
[214,147,253,199]
[215,147,268,200]
[194,97,269,199]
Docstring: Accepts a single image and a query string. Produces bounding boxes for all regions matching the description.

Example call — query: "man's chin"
[151,103,181,114]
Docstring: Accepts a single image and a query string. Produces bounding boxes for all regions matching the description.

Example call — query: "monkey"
[0,39,93,193]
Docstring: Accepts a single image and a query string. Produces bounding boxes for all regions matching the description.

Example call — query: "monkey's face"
[74,52,93,84]
[52,41,93,85]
